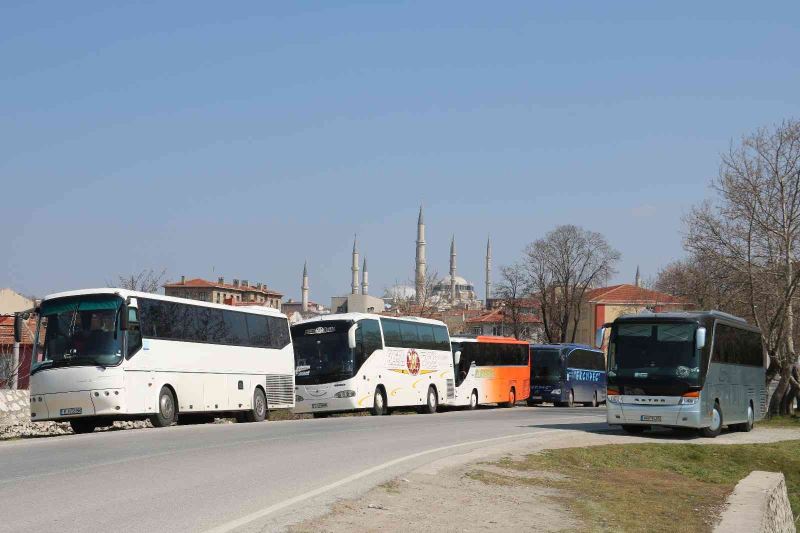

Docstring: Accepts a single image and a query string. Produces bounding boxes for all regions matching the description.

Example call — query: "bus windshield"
[292,321,356,385]
[33,295,125,374]
[532,348,561,385]
[609,322,701,390]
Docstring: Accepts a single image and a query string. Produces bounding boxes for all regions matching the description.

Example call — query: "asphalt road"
[0,406,606,532]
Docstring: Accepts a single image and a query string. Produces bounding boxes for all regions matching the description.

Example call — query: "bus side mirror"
[595,327,605,349]
[13,314,23,343]
[454,351,462,366]
[347,324,358,349]
[696,327,706,350]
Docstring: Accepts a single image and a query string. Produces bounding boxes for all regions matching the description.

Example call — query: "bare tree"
[495,263,528,340]
[109,269,167,294]
[0,345,25,390]
[391,271,444,318]
[685,119,800,414]
[655,254,748,313]
[525,225,621,343]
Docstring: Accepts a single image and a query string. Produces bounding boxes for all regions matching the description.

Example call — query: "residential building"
[576,284,691,347]
[465,307,544,342]
[0,314,37,389]
[163,276,283,309]
[0,288,34,315]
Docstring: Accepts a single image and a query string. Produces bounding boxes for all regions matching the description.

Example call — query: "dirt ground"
[286,427,800,533]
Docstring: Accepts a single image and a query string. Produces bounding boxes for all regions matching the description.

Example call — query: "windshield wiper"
[30,360,54,375]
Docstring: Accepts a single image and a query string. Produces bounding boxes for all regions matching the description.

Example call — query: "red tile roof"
[164,278,283,297]
[466,308,542,325]
[585,284,686,305]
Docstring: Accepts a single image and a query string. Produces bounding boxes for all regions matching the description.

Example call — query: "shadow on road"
[519,422,721,441]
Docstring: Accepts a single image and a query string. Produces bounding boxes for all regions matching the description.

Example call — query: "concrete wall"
[715,471,796,533]
[0,389,30,426]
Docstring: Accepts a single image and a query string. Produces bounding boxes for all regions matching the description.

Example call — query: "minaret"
[415,206,426,304]
[485,236,492,305]
[301,261,309,313]
[362,258,369,295]
[449,235,457,303]
[635,265,641,288]
[351,235,360,295]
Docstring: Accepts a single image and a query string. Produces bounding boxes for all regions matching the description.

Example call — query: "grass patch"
[758,415,800,428]
[379,479,402,493]
[474,440,800,533]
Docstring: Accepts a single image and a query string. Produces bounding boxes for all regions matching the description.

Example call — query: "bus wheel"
[700,402,722,438]
[371,387,387,416]
[566,390,575,408]
[70,418,97,434]
[588,392,598,408]
[468,390,478,410]
[505,389,516,408]
[622,425,647,435]
[244,388,267,422]
[422,386,438,414]
[735,403,755,432]
[150,386,177,427]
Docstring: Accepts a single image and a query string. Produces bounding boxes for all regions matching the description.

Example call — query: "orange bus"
[450,335,530,409]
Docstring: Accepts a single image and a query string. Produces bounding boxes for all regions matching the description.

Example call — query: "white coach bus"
[292,313,455,417]
[24,288,294,433]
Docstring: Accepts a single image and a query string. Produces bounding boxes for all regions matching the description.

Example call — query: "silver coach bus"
[597,311,766,438]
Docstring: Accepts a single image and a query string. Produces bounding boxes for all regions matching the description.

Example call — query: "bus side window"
[356,320,382,367]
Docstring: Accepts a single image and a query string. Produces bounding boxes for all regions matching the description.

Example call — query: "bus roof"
[294,312,448,328]
[611,310,758,331]
[451,335,528,345]
[531,343,598,352]
[41,288,288,318]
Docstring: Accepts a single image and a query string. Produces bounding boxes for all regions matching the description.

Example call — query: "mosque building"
[384,206,489,311]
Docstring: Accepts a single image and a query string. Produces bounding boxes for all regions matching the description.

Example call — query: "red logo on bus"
[406,349,421,376]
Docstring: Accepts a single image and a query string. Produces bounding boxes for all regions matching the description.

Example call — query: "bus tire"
[734,403,755,432]
[468,390,478,410]
[244,387,267,422]
[70,418,98,434]
[150,386,177,428]
[622,424,647,435]
[566,390,575,408]
[421,386,438,414]
[371,387,387,416]
[504,388,516,408]
[700,402,722,438]
[587,391,598,408]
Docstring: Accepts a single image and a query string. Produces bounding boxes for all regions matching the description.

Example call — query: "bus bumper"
[294,384,364,414]
[30,389,126,421]
[607,401,703,428]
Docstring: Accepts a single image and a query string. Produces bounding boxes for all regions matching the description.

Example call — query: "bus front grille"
[446,379,455,400]
[265,374,294,407]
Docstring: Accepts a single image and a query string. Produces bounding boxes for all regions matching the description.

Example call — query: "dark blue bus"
[528,344,607,407]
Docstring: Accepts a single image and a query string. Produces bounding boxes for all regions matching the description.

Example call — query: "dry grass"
[470,440,800,533]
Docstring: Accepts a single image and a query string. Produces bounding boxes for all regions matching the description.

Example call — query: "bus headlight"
[295,395,304,402]
[550,389,561,396]
[607,395,621,404]
[679,397,699,405]
[334,390,356,398]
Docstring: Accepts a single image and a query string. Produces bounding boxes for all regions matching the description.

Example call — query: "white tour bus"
[24,288,294,433]
[292,313,455,416]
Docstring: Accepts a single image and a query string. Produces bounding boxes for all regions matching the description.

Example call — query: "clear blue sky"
[3,1,798,302]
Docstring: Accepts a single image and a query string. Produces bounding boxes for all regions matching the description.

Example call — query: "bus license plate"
[640,415,661,422]
[312,403,327,409]
[60,407,82,416]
